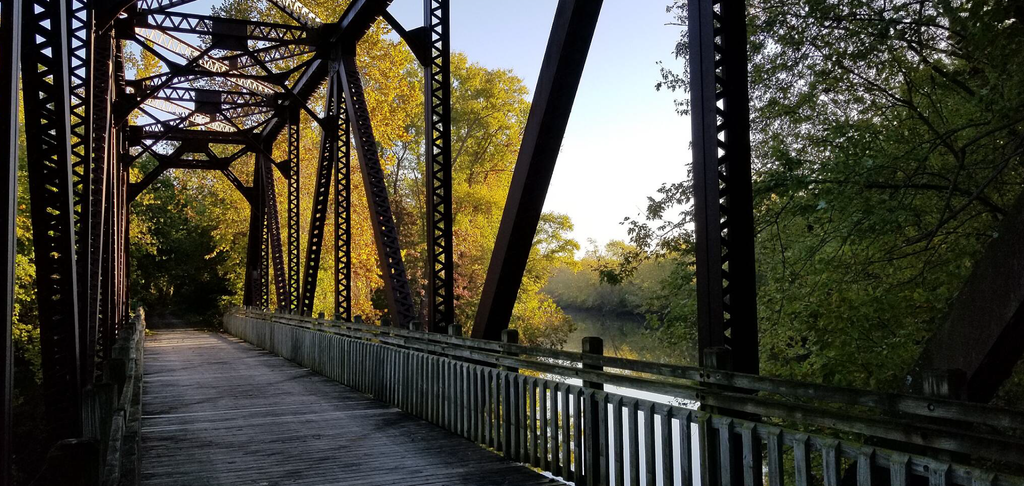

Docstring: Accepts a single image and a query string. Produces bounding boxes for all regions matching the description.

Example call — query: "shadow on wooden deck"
[141,330,559,486]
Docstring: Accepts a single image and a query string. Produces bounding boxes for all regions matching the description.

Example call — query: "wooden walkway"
[141,330,559,485]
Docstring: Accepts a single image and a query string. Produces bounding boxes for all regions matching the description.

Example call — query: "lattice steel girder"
[83,30,116,383]
[127,163,168,203]
[136,0,195,13]
[142,98,238,132]
[333,77,351,321]
[243,156,266,307]
[1,0,22,477]
[423,0,453,332]
[267,0,321,28]
[130,28,279,94]
[116,40,225,123]
[126,126,255,144]
[287,108,300,312]
[135,12,315,45]
[220,169,253,203]
[219,44,314,72]
[260,196,270,308]
[339,55,416,328]
[472,0,603,341]
[20,0,84,439]
[125,144,250,202]
[149,87,271,107]
[688,0,758,374]
[67,0,92,360]
[257,0,393,145]
[298,75,337,316]
[912,192,1024,402]
[261,152,288,309]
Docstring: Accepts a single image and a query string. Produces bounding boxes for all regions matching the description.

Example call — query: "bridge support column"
[688,0,759,374]
[243,154,267,308]
[423,0,454,333]
[0,0,22,478]
[582,337,603,485]
[333,84,351,322]
[21,0,85,441]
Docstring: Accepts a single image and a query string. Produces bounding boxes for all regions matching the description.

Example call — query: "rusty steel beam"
[0,0,22,477]
[472,0,604,340]
[20,0,84,440]
[688,0,759,374]
[912,192,1024,402]
[339,55,416,328]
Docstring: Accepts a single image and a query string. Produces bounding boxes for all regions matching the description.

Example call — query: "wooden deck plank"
[141,330,558,486]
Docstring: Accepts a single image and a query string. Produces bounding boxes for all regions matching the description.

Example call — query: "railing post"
[500,329,518,459]
[501,329,518,373]
[409,320,421,332]
[702,346,733,486]
[81,382,116,454]
[582,337,603,486]
[109,345,130,399]
[448,324,462,337]
[922,369,966,400]
[921,369,969,464]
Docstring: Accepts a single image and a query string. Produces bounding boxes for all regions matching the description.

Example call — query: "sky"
[387,1,689,249]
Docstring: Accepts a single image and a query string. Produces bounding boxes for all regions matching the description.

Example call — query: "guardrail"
[32,310,145,486]
[225,308,1024,486]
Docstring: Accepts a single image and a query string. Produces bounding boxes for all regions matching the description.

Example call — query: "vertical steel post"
[243,154,266,308]
[423,0,453,332]
[260,192,271,309]
[687,0,758,374]
[99,159,113,361]
[287,107,300,312]
[262,151,287,309]
[0,0,23,478]
[67,0,92,371]
[84,29,114,381]
[20,0,84,440]
[333,71,352,321]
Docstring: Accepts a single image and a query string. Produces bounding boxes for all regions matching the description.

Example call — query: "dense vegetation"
[560,0,1024,399]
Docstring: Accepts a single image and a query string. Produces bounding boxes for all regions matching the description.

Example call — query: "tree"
[618,0,1024,390]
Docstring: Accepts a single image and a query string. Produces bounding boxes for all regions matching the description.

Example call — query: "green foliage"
[618,0,1024,390]
[129,159,239,324]
[545,240,666,315]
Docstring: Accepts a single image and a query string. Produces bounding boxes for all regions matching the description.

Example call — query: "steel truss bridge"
[1,0,1023,484]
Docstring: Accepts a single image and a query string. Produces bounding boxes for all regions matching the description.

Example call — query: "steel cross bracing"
[339,55,416,328]
[3,0,637,477]
[296,75,334,315]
